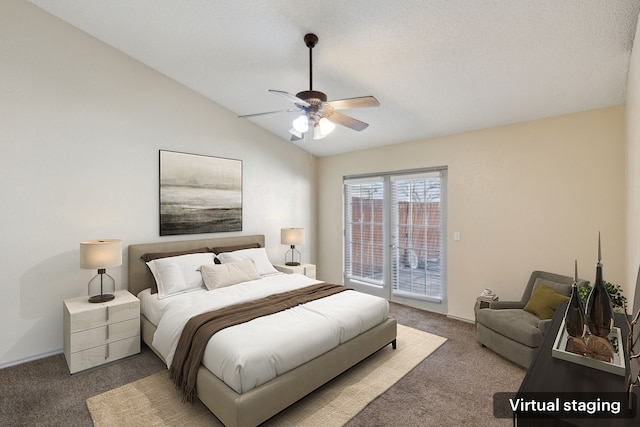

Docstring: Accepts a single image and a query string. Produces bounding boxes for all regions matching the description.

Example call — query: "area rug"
[87,324,446,427]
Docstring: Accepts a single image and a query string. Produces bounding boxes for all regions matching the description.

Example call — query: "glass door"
[344,177,388,298]
[345,169,447,311]
[390,172,445,306]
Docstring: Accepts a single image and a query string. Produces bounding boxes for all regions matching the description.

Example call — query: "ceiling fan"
[240,33,380,141]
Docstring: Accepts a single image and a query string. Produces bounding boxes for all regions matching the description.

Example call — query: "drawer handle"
[105,325,109,341]
[105,343,109,360]
[106,306,109,322]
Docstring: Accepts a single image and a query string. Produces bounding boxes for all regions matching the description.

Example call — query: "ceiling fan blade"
[239,108,300,118]
[328,112,369,131]
[269,90,311,107]
[326,96,379,111]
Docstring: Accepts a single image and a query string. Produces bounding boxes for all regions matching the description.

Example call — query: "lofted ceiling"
[28,0,640,157]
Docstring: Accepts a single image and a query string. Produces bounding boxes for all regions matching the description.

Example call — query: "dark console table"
[515,303,637,426]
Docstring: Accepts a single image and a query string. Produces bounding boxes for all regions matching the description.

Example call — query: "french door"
[344,168,447,313]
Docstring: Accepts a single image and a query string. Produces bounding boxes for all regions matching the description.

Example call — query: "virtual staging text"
[493,392,636,419]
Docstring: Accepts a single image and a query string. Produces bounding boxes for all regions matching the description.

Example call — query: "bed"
[127,234,397,427]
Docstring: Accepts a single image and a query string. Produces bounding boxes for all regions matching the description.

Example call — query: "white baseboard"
[0,349,62,370]
[391,299,475,324]
[447,313,474,324]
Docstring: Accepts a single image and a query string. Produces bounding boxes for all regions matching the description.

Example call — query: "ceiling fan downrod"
[297,33,326,103]
[305,33,318,91]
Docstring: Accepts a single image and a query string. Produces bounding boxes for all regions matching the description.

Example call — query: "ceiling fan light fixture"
[289,127,303,139]
[318,117,335,135]
[292,114,309,133]
[313,124,327,140]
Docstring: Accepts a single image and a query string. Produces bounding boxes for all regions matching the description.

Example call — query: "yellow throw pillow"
[523,284,570,320]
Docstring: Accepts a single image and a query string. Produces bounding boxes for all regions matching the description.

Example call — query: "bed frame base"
[197,317,396,427]
[141,315,396,427]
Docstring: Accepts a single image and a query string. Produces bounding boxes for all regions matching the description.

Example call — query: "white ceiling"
[28,0,640,157]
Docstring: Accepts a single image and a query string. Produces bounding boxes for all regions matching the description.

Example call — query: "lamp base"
[89,293,115,303]
[285,245,301,267]
[87,270,116,303]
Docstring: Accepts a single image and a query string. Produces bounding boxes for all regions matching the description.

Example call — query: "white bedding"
[139,273,389,394]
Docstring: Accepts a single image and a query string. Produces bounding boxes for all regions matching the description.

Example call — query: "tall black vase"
[564,283,586,338]
[586,263,614,338]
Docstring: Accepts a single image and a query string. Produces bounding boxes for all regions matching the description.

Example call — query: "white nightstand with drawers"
[63,289,140,374]
[273,263,316,279]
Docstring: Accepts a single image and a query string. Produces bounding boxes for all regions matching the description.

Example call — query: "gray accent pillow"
[532,277,572,297]
[200,259,261,290]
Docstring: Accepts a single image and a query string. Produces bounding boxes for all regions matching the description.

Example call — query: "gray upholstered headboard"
[127,234,265,297]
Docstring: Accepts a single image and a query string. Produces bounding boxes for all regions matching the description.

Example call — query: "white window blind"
[344,177,385,286]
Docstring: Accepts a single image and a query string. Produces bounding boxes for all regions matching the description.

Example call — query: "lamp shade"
[80,239,122,269]
[313,124,327,140]
[318,117,335,135]
[281,228,305,246]
[292,114,309,133]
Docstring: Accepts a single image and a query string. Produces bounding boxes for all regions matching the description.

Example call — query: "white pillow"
[217,247,279,276]
[200,259,261,290]
[146,252,216,299]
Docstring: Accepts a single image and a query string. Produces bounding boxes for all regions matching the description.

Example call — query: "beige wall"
[318,107,626,321]
[627,13,640,310]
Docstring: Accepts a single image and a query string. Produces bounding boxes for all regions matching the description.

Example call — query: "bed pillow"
[200,259,261,290]
[523,284,570,320]
[146,252,216,299]
[211,243,261,264]
[140,247,212,293]
[217,247,279,276]
[211,243,262,254]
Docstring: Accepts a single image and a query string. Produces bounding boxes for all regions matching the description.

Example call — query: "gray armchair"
[476,270,589,368]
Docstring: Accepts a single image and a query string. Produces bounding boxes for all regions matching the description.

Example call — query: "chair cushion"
[531,277,572,297]
[523,284,570,320]
[476,308,544,348]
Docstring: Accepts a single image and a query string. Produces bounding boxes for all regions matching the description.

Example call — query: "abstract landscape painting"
[159,150,242,235]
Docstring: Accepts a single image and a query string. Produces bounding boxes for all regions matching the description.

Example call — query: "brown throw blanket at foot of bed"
[170,283,349,402]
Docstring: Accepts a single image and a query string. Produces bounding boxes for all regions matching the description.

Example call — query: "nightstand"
[63,289,140,374]
[273,263,316,279]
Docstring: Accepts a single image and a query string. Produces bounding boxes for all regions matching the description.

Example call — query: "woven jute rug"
[87,324,446,427]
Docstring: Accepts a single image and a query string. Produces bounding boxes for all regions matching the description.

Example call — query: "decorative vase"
[565,283,586,338]
[585,234,614,338]
[564,260,586,338]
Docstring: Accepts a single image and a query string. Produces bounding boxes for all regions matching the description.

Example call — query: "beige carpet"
[87,324,446,427]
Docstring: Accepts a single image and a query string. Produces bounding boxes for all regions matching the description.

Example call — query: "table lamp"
[281,228,304,266]
[80,239,122,303]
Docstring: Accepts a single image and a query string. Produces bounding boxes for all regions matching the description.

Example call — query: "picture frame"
[159,150,242,236]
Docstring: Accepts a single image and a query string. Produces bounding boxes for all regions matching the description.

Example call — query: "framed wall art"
[159,150,242,236]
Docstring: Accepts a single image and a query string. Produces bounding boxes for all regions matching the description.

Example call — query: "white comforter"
[141,274,389,394]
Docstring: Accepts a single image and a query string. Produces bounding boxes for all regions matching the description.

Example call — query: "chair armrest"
[538,318,553,335]
[488,300,525,310]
